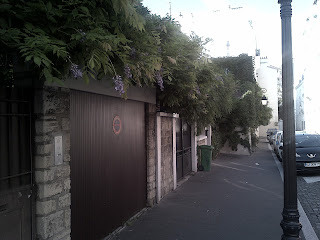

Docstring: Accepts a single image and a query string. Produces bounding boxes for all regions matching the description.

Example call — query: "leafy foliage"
[1,1,272,151]
[0,0,146,86]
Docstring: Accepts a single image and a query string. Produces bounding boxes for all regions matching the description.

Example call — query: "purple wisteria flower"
[155,71,164,91]
[113,75,125,95]
[70,63,83,78]
[130,47,137,59]
[124,65,132,79]
[195,86,201,95]
[79,29,86,42]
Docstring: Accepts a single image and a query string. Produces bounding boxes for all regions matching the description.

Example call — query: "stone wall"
[160,117,173,197]
[34,86,71,240]
[146,104,157,207]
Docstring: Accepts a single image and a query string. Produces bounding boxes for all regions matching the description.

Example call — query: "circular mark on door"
[113,116,122,135]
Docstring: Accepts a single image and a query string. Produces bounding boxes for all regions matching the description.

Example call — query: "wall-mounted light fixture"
[261,95,268,105]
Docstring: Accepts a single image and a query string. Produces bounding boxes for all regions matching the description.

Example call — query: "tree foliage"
[0,0,146,85]
[212,55,272,151]
[1,1,272,150]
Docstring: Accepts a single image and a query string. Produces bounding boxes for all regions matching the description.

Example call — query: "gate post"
[191,123,197,172]
[156,113,162,203]
[172,115,178,190]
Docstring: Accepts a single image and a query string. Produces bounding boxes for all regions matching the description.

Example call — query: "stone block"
[35,169,55,183]
[147,182,156,191]
[58,193,71,209]
[63,178,71,191]
[147,138,156,149]
[35,120,58,135]
[148,129,155,138]
[39,116,57,121]
[147,149,156,161]
[63,153,70,162]
[37,144,54,155]
[36,210,65,239]
[147,165,155,177]
[56,165,70,179]
[147,190,156,201]
[50,229,71,240]
[64,209,71,228]
[147,198,156,207]
[35,135,52,144]
[147,175,155,183]
[64,134,70,152]
[61,118,70,131]
[43,88,70,115]
[35,156,54,169]
[38,182,63,199]
[36,200,57,215]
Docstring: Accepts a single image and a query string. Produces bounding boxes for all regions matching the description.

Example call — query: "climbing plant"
[1,1,272,151]
[0,0,147,86]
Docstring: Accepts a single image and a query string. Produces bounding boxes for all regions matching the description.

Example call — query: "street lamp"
[261,95,268,105]
[278,0,302,239]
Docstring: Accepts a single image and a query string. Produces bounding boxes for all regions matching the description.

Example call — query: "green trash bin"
[199,145,214,171]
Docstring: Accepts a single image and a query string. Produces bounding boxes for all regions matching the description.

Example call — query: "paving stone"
[297,175,320,238]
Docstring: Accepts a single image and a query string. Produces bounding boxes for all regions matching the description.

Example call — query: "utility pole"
[169,1,172,18]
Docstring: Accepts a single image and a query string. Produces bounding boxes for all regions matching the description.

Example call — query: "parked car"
[280,132,320,172]
[295,133,320,172]
[273,131,283,157]
[278,139,283,161]
[267,128,278,142]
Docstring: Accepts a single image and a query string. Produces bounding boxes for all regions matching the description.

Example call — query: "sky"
[142,0,317,83]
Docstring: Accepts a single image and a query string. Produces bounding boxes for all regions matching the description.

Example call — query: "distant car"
[269,131,278,144]
[267,128,278,142]
[278,140,283,161]
[273,131,283,157]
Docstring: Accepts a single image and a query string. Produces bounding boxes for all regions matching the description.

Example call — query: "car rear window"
[295,134,320,148]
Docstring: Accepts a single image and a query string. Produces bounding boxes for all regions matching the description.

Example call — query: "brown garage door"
[70,90,146,239]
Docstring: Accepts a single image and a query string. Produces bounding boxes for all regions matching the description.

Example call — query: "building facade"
[256,57,281,137]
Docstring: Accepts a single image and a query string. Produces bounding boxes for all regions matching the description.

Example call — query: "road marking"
[269,143,319,240]
[223,179,252,191]
[229,161,266,171]
[303,177,320,184]
[238,181,283,199]
[212,163,247,172]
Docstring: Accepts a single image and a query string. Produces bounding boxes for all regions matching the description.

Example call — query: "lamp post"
[278,0,302,239]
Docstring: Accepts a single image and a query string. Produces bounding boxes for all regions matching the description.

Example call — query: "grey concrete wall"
[34,86,71,240]
[160,117,173,198]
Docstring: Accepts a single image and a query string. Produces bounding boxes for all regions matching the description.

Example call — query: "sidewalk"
[113,140,297,240]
